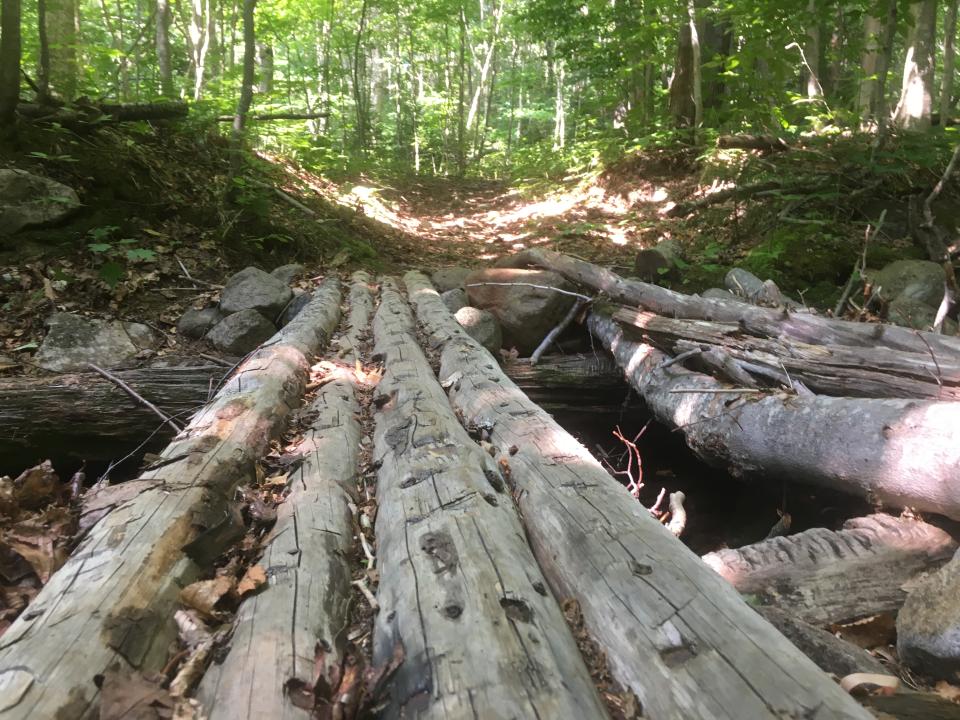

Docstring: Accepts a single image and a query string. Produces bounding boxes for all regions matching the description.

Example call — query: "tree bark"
[0,281,342,719]
[228,0,256,193]
[405,271,872,720]
[894,0,938,130]
[36,0,51,101]
[803,0,822,99]
[941,0,958,123]
[156,0,174,96]
[669,0,701,135]
[703,514,958,625]
[503,353,627,414]
[46,0,78,100]
[371,278,608,719]
[256,42,273,93]
[0,0,20,131]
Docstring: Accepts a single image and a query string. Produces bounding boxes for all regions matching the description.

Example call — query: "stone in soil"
[177,306,223,339]
[35,313,161,372]
[887,296,958,333]
[441,288,468,313]
[270,263,305,286]
[898,550,960,679]
[219,266,293,319]
[205,310,277,354]
[869,259,947,308]
[431,266,473,293]
[0,170,81,235]
[464,267,575,354]
[454,306,502,354]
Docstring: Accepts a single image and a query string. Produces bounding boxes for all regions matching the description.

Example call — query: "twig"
[924,144,960,226]
[87,363,182,433]
[835,210,884,317]
[668,388,763,394]
[665,491,687,537]
[530,298,591,365]
[464,282,592,302]
[179,275,223,289]
[198,353,232,368]
[174,255,193,281]
[359,530,376,570]
[352,577,379,611]
[657,348,702,370]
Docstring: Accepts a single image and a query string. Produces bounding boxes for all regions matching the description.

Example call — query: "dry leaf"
[831,613,897,649]
[13,461,59,510]
[96,668,174,720]
[839,672,899,696]
[179,575,235,617]
[935,681,960,703]
[237,565,267,597]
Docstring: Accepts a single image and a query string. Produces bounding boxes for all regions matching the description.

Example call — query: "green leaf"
[88,243,112,253]
[12,342,38,352]
[125,248,158,262]
[99,262,125,288]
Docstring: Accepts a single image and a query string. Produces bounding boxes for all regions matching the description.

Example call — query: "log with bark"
[503,352,629,414]
[404,271,871,720]
[0,280,342,719]
[196,276,373,720]
[717,134,790,153]
[370,279,608,718]
[16,100,188,126]
[702,514,958,626]
[215,111,328,122]
[0,364,223,468]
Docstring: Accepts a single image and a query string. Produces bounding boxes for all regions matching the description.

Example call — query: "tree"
[47,0,79,100]
[941,0,958,123]
[0,0,20,132]
[669,0,701,139]
[228,0,257,191]
[894,0,938,130]
[156,0,174,97]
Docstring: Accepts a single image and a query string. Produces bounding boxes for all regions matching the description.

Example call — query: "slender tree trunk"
[456,4,466,176]
[894,0,937,130]
[256,42,273,93]
[47,0,79,100]
[0,0,20,133]
[552,59,565,149]
[804,0,822,99]
[351,0,369,152]
[858,9,884,119]
[465,0,504,134]
[37,0,51,100]
[941,0,958,123]
[156,0,174,96]
[669,0,701,139]
[228,0,256,196]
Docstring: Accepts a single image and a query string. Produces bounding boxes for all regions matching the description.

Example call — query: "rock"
[219,267,293,319]
[205,310,277,355]
[870,260,946,308]
[35,313,161,372]
[0,170,82,235]
[725,268,799,308]
[281,290,312,326]
[465,268,575,354]
[431,266,473,293]
[177,307,223,339]
[270,263,305,286]
[897,550,960,679]
[454,307,502,354]
[441,288,468,313]
[634,238,683,282]
[887,297,958,333]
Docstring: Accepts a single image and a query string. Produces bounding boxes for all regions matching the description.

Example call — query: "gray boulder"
[0,170,81,235]
[177,306,223,339]
[465,268,575,354]
[220,267,293,319]
[35,313,161,372]
[898,550,960,679]
[270,263,305,286]
[205,310,276,355]
[432,266,473,293]
[887,297,958,334]
[281,290,312,326]
[454,307,502,354]
[870,260,946,308]
[441,288,468,313]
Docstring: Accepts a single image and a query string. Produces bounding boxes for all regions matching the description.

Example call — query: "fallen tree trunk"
[0,280,342,719]
[405,271,871,720]
[215,111,328,122]
[371,279,607,719]
[702,514,957,626]
[611,306,960,400]
[717,134,791,153]
[503,353,628,413]
[196,276,373,720]
[499,248,960,358]
[0,364,223,468]
[17,100,188,125]
[589,310,960,519]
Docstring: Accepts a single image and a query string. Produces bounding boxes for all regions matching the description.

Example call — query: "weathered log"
[634,238,683,282]
[665,180,788,217]
[17,100,188,125]
[612,306,960,400]
[371,279,607,719]
[0,280,342,719]
[503,353,628,413]
[757,608,888,677]
[215,111,328,122]
[499,248,960,358]
[590,310,960,520]
[702,515,957,626]
[0,364,223,468]
[717,134,790,153]
[405,271,871,720]
[196,277,373,720]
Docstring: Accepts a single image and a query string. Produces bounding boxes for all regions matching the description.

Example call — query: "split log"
[499,248,960,358]
[196,277,373,720]
[371,279,607,719]
[0,364,223,467]
[404,271,871,720]
[0,280,342,719]
[702,515,958,626]
[503,353,629,413]
[611,306,960,400]
[590,310,960,520]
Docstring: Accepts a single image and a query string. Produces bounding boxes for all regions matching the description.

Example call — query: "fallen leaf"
[13,461,59,510]
[935,681,960,703]
[831,613,896,650]
[237,565,267,597]
[179,575,235,617]
[95,668,174,720]
[840,672,899,696]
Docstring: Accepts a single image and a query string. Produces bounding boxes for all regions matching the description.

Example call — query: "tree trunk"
[894,0,937,130]
[0,282,342,719]
[156,0,174,96]
[804,0,822,99]
[503,353,627,414]
[405,271,872,720]
[0,0,20,131]
[228,0,257,193]
[46,0,78,100]
[256,42,273,93]
[703,514,957,625]
[371,278,608,718]
[351,0,368,152]
[941,0,958,123]
[669,0,701,137]
[36,0,51,101]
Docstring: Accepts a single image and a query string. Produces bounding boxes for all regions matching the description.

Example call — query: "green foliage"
[84,227,158,289]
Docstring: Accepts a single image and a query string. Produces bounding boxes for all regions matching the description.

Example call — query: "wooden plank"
[589,309,960,520]
[404,270,872,720]
[0,280,342,719]
[703,515,957,626]
[196,276,374,720]
[371,278,608,719]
